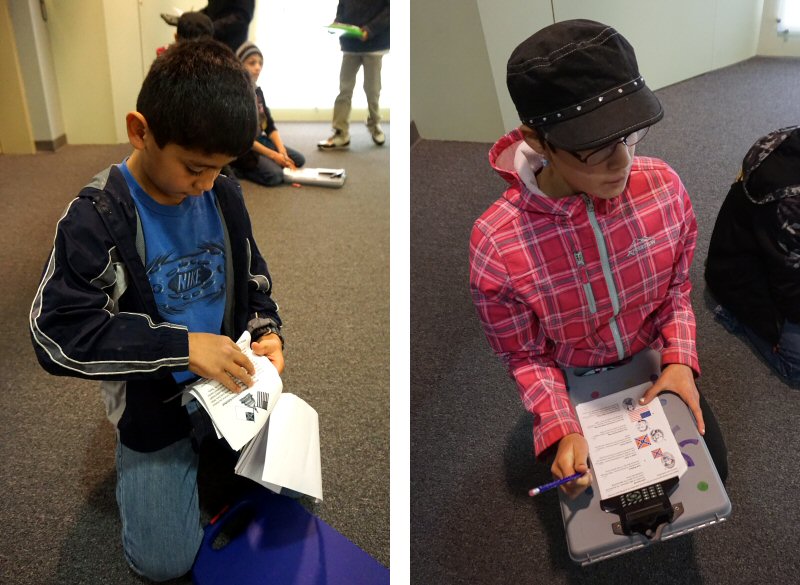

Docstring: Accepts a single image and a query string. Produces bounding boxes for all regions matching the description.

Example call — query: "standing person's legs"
[362,53,384,130]
[115,437,203,582]
[332,53,363,137]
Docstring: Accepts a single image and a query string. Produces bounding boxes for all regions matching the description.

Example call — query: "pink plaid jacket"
[469,129,699,458]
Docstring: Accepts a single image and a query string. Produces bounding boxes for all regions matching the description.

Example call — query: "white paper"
[185,331,282,451]
[575,383,687,500]
[235,393,324,502]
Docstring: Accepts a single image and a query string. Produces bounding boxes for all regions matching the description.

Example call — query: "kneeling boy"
[30,39,285,582]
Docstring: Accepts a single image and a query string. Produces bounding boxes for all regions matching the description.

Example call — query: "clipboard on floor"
[283,167,346,188]
[558,349,731,565]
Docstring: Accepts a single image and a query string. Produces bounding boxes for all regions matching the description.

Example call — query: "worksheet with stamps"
[575,383,687,500]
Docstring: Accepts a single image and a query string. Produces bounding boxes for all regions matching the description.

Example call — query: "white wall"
[410,0,505,143]
[412,0,765,142]
[8,0,64,146]
[253,1,392,122]
[43,0,193,145]
[0,0,35,153]
[758,0,800,55]
[44,0,118,144]
[103,0,146,144]
[27,0,384,145]
[475,0,553,144]
[713,0,765,64]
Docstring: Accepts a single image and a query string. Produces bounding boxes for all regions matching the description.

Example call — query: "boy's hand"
[252,333,284,374]
[552,433,592,499]
[280,152,297,170]
[270,151,295,169]
[188,332,255,393]
[639,363,705,435]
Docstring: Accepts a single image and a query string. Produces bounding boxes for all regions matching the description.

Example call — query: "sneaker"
[369,124,386,146]
[317,131,350,150]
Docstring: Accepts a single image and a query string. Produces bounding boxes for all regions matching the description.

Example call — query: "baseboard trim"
[411,120,421,148]
[35,134,67,152]
[269,108,390,122]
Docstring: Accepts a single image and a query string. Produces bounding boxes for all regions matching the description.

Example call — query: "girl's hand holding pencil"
[534,432,593,499]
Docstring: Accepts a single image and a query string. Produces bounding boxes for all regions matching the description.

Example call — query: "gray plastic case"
[283,167,346,188]
[558,349,731,565]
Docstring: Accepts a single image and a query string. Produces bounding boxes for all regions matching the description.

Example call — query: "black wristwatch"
[253,322,284,349]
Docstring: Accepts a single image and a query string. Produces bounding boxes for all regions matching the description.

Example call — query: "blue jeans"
[713,305,800,382]
[115,437,203,582]
[236,138,306,187]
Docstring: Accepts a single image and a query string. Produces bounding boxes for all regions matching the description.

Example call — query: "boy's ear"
[126,112,149,150]
[519,124,547,155]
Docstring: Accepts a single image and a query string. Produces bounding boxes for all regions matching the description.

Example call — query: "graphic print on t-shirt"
[146,242,226,315]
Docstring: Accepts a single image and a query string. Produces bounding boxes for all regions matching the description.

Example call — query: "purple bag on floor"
[192,488,389,585]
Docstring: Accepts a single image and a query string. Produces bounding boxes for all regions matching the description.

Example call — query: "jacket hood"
[488,128,527,186]
[488,128,620,216]
[489,129,575,216]
[741,125,800,204]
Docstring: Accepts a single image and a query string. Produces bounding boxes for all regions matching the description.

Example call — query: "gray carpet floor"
[411,56,800,584]
[0,122,389,584]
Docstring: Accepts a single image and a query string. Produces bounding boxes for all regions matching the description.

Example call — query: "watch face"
[258,326,283,345]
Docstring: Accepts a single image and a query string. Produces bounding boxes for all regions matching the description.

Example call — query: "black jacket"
[232,87,277,172]
[201,0,255,52]
[30,165,281,451]
[336,0,389,53]
[706,126,800,344]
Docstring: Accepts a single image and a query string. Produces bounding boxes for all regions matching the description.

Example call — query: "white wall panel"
[412,0,765,142]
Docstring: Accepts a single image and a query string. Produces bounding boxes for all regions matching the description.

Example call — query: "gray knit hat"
[236,41,262,62]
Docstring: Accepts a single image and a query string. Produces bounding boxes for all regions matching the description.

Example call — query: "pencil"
[528,472,586,496]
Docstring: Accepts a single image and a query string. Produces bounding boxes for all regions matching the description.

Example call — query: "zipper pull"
[574,251,585,266]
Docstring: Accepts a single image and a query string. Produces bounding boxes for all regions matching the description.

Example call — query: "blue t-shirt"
[119,160,226,383]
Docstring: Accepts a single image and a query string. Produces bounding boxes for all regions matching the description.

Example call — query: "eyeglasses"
[566,127,649,166]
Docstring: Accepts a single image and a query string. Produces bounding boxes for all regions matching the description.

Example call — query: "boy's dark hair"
[176,12,214,41]
[137,38,257,157]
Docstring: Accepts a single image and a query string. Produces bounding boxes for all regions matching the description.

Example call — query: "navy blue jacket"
[336,0,390,53]
[30,165,281,452]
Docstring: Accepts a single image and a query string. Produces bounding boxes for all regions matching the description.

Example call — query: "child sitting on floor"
[706,126,800,382]
[469,20,728,498]
[232,41,306,187]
